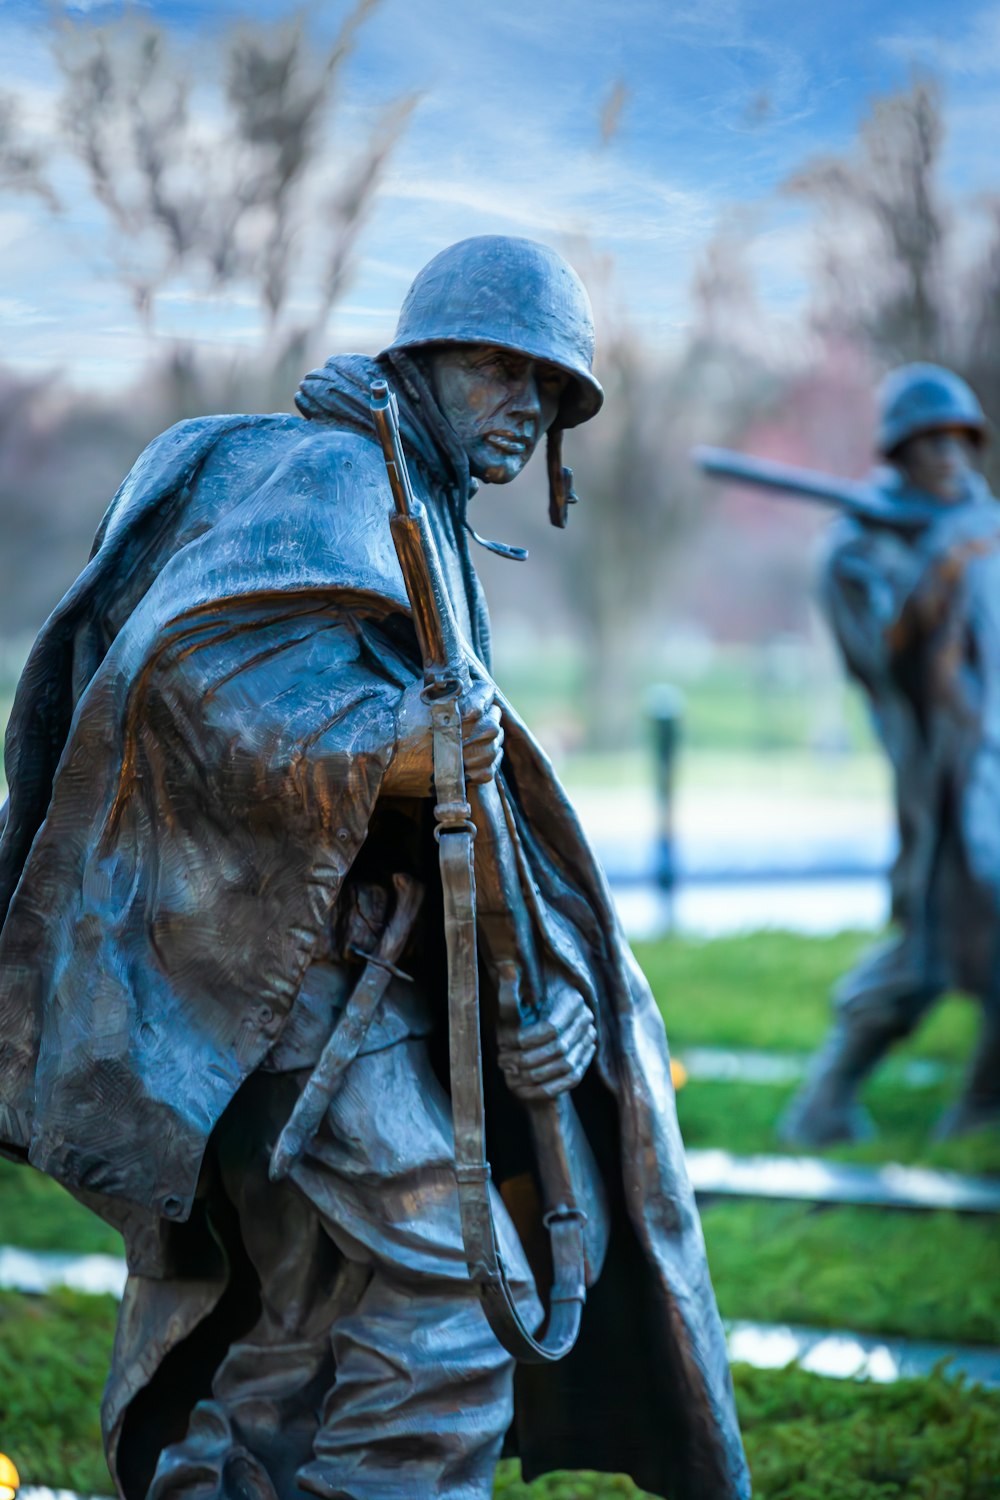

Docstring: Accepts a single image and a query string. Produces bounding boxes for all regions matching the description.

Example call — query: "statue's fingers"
[546,988,592,1029]
[507,1069,577,1101]
[463,719,503,748]
[516,1051,582,1087]
[511,1014,594,1067]
[463,741,504,783]
[508,1033,594,1095]
[505,1017,558,1050]
[462,731,503,774]
[461,683,498,727]
[558,1029,596,1076]
[568,1030,598,1075]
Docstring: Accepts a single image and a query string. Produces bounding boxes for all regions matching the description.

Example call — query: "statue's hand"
[497,983,597,1100]
[385,678,503,795]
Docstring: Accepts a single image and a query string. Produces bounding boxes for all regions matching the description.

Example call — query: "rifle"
[369,378,609,1365]
[693,445,941,530]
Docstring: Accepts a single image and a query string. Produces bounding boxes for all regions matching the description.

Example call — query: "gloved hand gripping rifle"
[370,378,608,1364]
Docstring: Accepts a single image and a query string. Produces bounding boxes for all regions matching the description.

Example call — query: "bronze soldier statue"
[0,236,748,1500]
[699,363,1000,1147]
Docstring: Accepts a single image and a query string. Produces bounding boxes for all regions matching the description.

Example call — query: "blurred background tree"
[785,76,1000,488]
[0,1,414,640]
[49,0,415,415]
[2,54,999,754]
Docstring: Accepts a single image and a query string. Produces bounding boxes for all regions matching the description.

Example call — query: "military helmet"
[877,363,988,456]
[381,235,604,429]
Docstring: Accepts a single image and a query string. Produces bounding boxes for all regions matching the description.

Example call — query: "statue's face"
[426,344,569,483]
[897,427,979,504]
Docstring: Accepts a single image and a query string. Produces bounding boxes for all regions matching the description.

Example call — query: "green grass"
[648,927,1000,1174]
[0,1156,122,1255]
[4,1146,998,1351]
[555,746,889,800]
[500,1367,1000,1497]
[0,1289,115,1494]
[639,929,982,1063]
[3,1289,998,1500]
[702,1200,1000,1345]
[675,1076,1000,1175]
[733,1363,1000,1500]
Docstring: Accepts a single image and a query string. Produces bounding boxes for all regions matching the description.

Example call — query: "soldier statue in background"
[699,364,1000,1147]
[0,236,748,1500]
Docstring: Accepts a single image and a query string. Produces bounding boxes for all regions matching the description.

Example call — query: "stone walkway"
[4,1147,997,1314]
[726,1319,1000,1387]
[678,1044,950,1089]
[686,1149,1000,1212]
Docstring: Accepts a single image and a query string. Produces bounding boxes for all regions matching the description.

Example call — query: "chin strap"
[463,520,528,561]
[463,478,529,561]
[547,428,578,529]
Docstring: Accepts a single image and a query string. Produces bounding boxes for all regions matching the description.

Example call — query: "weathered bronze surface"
[0,235,748,1500]
[700,363,1000,1149]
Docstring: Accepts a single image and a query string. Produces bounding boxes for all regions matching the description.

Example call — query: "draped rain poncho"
[0,354,749,1500]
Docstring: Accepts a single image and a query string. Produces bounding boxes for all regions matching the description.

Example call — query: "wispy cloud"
[3,0,1000,387]
[879,3,1000,76]
[0,297,56,326]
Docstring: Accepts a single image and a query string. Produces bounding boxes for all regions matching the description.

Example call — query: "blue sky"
[2,0,1000,387]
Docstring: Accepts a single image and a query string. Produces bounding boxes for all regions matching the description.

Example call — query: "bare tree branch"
[0,92,58,209]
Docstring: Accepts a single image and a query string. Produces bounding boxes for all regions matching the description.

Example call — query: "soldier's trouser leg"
[936,1005,1000,1138]
[779,940,940,1146]
[292,1036,542,1500]
[146,1074,349,1500]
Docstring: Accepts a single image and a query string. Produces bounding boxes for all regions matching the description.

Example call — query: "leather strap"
[269,874,424,1182]
[430,686,587,1364]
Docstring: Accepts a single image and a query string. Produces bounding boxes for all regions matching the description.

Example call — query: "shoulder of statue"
[94,412,305,555]
[275,422,438,514]
[279,423,389,484]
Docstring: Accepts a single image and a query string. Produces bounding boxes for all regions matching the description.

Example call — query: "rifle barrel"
[693,445,938,530]
[370,379,418,519]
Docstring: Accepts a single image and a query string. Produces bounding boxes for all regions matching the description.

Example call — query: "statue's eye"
[477,353,513,378]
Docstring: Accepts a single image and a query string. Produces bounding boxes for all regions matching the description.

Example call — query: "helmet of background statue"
[877,362,989,457]
[382,235,604,429]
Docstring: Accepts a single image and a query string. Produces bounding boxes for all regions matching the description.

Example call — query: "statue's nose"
[509,376,541,422]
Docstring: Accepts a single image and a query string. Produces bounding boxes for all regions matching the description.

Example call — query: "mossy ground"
[0,1289,113,1494]
[702,1200,1000,1345]
[2,1292,998,1499]
[498,1366,1000,1498]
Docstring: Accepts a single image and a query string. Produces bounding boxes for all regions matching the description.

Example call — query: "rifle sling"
[430,691,587,1364]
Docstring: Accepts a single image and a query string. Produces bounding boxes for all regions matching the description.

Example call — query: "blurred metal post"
[646,685,684,892]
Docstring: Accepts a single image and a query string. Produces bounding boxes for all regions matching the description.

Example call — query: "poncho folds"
[0,353,750,1500]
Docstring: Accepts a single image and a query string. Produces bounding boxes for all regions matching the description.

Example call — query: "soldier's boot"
[934,1010,1000,1140]
[147,1403,279,1500]
[777,1018,896,1148]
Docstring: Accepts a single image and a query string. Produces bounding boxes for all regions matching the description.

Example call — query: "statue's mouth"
[486,431,529,455]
